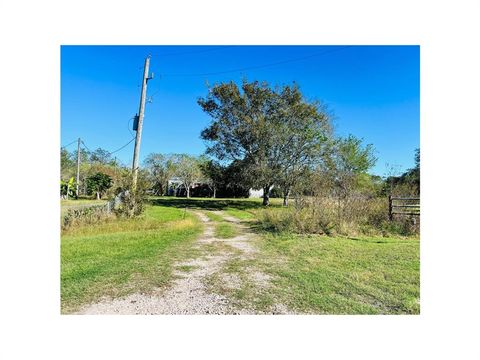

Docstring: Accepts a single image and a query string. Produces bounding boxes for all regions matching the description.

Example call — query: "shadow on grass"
[149,197,267,211]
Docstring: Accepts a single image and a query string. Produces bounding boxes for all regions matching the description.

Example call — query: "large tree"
[198,80,277,205]
[270,85,332,206]
[198,80,332,205]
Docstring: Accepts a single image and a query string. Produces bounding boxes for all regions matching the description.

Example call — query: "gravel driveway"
[76,211,289,315]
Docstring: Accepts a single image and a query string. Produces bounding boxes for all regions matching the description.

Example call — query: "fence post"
[388,195,393,221]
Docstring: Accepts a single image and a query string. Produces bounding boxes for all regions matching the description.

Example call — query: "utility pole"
[76,137,81,197]
[132,55,153,189]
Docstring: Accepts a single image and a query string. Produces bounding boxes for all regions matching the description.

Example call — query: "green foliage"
[60,177,76,199]
[198,80,333,205]
[144,153,179,196]
[174,154,202,198]
[383,148,420,196]
[257,196,400,237]
[85,172,113,199]
[90,147,112,164]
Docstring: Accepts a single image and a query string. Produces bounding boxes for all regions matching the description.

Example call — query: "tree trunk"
[96,191,100,200]
[262,185,270,206]
[186,186,190,198]
[213,187,216,198]
[283,188,290,207]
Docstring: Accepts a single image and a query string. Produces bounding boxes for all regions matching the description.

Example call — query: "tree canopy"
[198,80,332,205]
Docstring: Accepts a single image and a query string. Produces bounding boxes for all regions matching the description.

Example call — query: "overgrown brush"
[62,205,114,231]
[258,195,418,237]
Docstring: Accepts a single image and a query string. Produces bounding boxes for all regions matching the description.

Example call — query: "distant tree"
[326,135,377,199]
[383,148,420,196]
[144,153,178,196]
[199,159,224,198]
[90,148,112,164]
[61,149,76,180]
[85,172,113,199]
[174,155,202,198]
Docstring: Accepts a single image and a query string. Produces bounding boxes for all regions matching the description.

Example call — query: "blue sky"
[61,45,419,176]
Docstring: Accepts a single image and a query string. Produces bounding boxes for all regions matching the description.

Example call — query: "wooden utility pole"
[76,137,81,197]
[132,56,153,189]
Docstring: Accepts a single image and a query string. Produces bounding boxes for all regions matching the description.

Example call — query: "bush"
[112,171,148,218]
[259,202,337,235]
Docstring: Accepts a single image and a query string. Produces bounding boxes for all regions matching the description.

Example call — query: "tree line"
[61,79,419,206]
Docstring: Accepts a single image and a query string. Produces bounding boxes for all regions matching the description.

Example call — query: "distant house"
[248,186,274,199]
[167,177,209,197]
[167,177,183,196]
[166,177,267,198]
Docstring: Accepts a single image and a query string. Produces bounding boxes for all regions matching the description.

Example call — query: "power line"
[161,46,353,77]
[80,137,135,156]
[109,137,135,155]
[153,45,235,57]
[61,139,77,149]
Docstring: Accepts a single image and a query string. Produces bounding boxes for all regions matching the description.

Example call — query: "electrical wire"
[61,139,77,149]
[161,46,353,77]
[127,117,135,137]
[80,140,92,153]
[153,45,235,57]
[108,137,135,155]
[81,137,135,156]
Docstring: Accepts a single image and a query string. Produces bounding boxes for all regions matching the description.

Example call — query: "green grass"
[224,208,255,220]
[214,222,237,238]
[205,211,224,222]
[61,197,420,315]
[149,196,275,221]
[256,233,420,314]
[61,205,203,313]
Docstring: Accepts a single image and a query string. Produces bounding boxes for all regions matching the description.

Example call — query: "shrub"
[112,171,148,218]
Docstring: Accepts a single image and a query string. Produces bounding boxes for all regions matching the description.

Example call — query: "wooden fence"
[388,196,420,220]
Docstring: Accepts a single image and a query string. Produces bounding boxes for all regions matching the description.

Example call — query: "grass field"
[255,233,420,314]
[61,204,203,313]
[150,196,272,220]
[61,196,420,314]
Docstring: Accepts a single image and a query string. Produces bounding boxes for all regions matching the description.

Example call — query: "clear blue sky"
[61,45,419,176]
